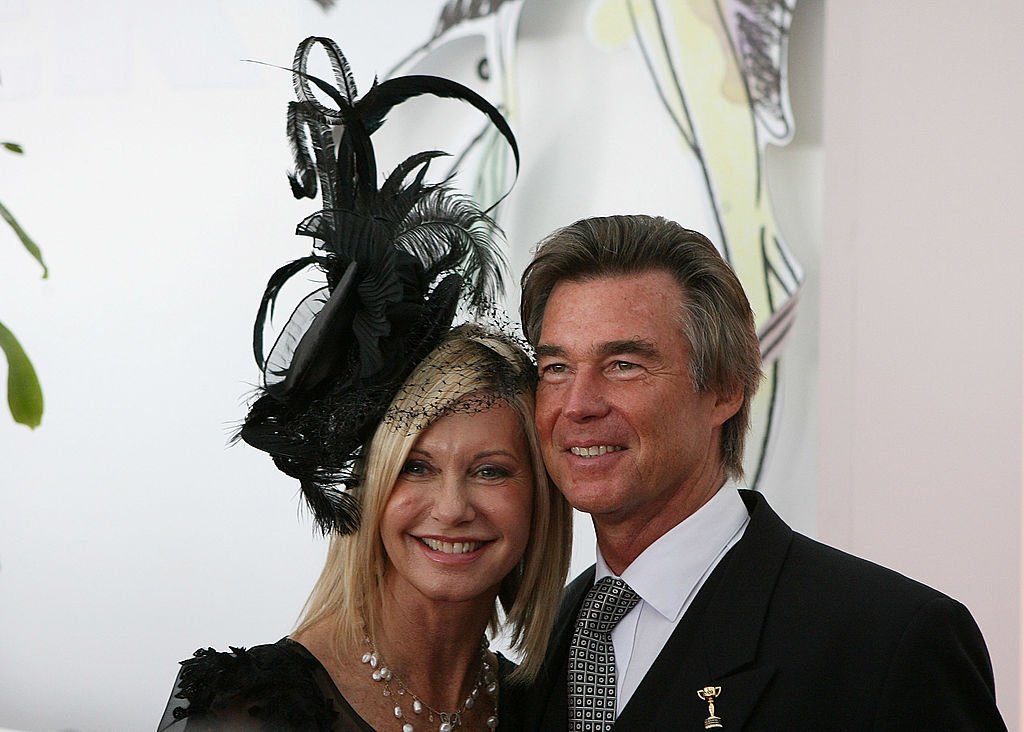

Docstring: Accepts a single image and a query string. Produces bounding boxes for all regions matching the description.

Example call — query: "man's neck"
[594,474,727,575]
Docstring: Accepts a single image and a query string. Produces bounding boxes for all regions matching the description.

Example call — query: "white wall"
[819,1,1024,726]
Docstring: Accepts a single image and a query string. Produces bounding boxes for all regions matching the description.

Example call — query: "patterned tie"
[568,577,641,731]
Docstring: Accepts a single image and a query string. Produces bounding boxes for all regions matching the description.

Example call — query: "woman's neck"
[292,576,502,730]
[369,578,496,709]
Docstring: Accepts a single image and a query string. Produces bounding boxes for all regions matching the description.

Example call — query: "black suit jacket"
[522,491,1005,731]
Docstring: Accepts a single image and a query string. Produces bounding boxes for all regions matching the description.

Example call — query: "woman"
[160,325,570,730]
[159,37,570,730]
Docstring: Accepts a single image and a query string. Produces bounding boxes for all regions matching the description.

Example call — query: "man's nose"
[430,475,476,524]
[562,368,610,422]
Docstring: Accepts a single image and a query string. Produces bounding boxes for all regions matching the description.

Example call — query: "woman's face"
[380,402,534,606]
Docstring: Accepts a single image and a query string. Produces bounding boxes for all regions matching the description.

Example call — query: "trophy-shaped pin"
[697,686,723,729]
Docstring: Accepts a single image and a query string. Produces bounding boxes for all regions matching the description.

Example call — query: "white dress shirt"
[593,485,750,716]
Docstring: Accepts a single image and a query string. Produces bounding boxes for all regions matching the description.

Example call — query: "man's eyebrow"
[535,339,661,360]
[535,344,566,359]
[599,338,660,359]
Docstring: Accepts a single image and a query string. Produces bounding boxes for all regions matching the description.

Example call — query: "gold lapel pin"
[697,686,723,729]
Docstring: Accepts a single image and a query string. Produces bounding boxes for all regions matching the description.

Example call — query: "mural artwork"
[385,0,804,487]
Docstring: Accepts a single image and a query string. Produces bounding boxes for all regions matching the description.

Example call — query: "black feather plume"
[239,36,519,535]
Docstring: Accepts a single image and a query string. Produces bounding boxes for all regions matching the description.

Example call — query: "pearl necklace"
[361,637,499,732]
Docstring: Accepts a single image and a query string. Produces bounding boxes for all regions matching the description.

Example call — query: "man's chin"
[561,484,628,517]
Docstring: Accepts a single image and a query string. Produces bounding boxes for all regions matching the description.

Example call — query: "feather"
[286,102,320,200]
[274,261,360,397]
[252,256,323,369]
[263,286,330,389]
[395,188,507,307]
[359,74,520,210]
[291,37,356,115]
[297,479,360,535]
[380,150,448,201]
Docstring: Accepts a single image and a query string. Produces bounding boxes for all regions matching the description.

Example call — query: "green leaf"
[0,319,44,428]
[2,142,24,154]
[0,199,48,278]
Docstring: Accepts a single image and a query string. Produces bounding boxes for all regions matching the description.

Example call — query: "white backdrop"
[0,2,821,729]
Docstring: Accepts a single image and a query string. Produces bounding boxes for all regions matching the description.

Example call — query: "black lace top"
[157,638,520,731]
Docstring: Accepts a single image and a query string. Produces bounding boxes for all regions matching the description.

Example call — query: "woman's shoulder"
[159,638,341,730]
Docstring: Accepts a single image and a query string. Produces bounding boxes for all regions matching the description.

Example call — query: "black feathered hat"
[240,37,519,535]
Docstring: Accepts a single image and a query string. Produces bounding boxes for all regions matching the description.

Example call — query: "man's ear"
[710,381,744,426]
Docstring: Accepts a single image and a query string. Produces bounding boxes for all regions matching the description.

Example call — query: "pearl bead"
[381,667,393,681]
[372,670,382,681]
[487,716,498,729]
[403,725,414,732]
[440,724,453,732]
[394,705,403,718]
[413,699,423,714]
[465,697,475,709]
[361,652,372,664]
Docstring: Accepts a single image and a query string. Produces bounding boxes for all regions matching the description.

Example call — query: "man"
[519,215,1004,730]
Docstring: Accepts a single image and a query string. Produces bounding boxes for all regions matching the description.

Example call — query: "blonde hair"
[294,324,572,682]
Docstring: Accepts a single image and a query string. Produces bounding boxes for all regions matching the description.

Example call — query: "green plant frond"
[2,142,24,154]
[0,319,43,428]
[0,199,48,278]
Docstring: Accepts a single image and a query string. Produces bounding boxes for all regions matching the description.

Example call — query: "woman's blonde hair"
[294,323,571,682]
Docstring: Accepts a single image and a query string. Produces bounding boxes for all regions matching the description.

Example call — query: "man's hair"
[520,214,762,479]
[294,324,572,683]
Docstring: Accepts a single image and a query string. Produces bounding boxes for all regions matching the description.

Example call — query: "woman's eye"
[401,460,430,476]
[475,465,510,480]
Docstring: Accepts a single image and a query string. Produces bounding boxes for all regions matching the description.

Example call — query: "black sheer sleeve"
[156,639,370,731]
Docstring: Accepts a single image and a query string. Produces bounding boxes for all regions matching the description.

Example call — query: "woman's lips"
[418,537,485,554]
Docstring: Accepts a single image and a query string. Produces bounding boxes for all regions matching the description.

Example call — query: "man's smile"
[568,445,625,457]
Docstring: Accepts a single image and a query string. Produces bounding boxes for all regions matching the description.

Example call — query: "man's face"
[534,271,735,527]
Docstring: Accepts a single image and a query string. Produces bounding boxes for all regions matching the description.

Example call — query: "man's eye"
[613,361,638,371]
[539,363,567,378]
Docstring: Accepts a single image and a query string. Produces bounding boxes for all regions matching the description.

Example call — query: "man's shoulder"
[785,530,953,607]
[737,493,958,618]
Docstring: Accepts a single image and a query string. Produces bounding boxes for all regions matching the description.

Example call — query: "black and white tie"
[568,577,641,731]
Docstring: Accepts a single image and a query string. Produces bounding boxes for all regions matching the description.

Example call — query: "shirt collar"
[595,484,750,621]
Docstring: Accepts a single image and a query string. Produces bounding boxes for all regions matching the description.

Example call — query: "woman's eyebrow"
[473,449,517,460]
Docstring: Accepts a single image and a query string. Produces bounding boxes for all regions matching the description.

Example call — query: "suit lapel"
[614,491,794,731]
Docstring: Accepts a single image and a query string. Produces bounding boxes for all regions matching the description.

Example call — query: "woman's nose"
[430,475,476,524]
